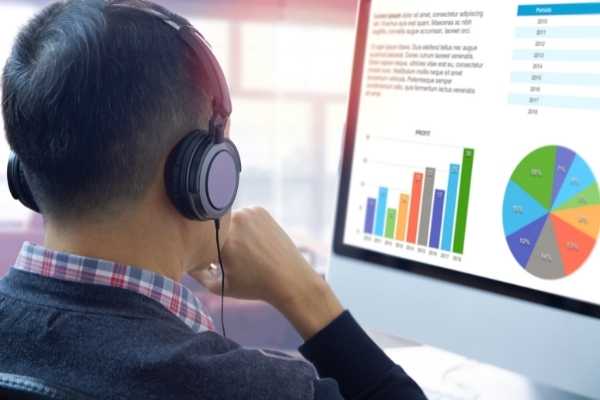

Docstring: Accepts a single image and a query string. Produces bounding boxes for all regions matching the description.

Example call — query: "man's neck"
[43,213,187,282]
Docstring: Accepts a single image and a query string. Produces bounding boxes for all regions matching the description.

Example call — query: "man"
[0,1,426,399]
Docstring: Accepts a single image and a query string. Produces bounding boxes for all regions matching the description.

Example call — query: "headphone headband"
[110,2,233,120]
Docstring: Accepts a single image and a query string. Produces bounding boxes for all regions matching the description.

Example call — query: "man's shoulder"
[0,272,317,400]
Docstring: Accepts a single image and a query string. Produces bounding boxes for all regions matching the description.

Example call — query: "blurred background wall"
[0,0,358,349]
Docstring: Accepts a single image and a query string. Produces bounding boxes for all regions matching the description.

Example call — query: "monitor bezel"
[333,0,600,320]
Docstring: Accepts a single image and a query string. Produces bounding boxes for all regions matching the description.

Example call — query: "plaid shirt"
[13,242,214,333]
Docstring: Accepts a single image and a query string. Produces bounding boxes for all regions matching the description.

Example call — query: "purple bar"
[429,190,445,249]
[365,198,377,234]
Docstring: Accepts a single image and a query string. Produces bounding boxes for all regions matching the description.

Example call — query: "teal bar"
[374,187,388,236]
[442,164,460,251]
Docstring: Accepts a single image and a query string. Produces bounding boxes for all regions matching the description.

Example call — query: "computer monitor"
[328,0,600,397]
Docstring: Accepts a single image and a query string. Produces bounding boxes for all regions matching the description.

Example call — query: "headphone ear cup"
[165,131,213,220]
[191,140,241,220]
[7,153,40,213]
[165,132,241,221]
[224,138,242,172]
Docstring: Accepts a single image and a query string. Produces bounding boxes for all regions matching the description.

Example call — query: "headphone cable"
[214,219,227,338]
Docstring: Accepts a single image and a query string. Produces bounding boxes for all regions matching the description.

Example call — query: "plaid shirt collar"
[13,242,214,333]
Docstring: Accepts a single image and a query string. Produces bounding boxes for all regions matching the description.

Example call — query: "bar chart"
[362,148,475,256]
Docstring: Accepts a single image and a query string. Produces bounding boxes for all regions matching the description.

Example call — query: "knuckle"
[231,211,243,223]
[253,206,269,217]
[237,208,252,219]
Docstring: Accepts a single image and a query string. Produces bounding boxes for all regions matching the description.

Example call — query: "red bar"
[407,172,424,243]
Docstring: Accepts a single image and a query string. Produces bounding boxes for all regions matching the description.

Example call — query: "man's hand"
[191,207,343,340]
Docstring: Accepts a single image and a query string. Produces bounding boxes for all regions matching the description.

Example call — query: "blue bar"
[374,187,388,237]
[364,198,377,234]
[509,93,600,110]
[518,3,600,16]
[511,71,600,86]
[441,164,460,252]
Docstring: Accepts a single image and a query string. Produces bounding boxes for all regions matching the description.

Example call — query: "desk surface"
[370,331,595,400]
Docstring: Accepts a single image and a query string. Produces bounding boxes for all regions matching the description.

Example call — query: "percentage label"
[520,237,531,246]
[570,176,580,187]
[540,252,553,263]
[512,205,525,214]
[566,241,580,252]
[530,168,543,177]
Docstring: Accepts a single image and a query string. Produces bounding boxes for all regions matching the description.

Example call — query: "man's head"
[2,0,230,276]
[2,0,211,221]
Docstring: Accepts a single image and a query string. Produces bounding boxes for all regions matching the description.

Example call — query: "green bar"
[453,148,475,254]
[385,208,397,239]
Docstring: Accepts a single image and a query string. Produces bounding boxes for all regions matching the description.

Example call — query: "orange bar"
[395,194,410,241]
[407,173,424,243]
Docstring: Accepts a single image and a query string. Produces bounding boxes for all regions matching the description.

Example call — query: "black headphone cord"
[214,219,227,338]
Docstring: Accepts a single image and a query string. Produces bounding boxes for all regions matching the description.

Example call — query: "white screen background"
[343,0,600,306]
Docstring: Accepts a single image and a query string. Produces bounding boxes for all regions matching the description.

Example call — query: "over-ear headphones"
[6,1,241,221]
[7,153,39,213]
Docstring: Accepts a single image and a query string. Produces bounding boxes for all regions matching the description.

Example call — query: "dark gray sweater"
[0,268,426,399]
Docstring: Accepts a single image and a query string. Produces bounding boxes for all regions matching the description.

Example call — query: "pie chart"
[503,146,599,280]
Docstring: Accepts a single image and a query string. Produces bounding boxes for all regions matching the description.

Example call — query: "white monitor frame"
[330,1,600,397]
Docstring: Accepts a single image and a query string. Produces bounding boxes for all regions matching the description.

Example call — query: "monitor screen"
[334,0,600,316]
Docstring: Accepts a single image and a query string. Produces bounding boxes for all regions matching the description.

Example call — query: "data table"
[509,3,600,114]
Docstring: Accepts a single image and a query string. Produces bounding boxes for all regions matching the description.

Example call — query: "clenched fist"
[190,207,343,340]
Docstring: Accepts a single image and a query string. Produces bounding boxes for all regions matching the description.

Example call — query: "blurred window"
[234,20,353,252]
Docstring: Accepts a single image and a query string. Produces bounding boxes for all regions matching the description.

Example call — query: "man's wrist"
[274,276,344,341]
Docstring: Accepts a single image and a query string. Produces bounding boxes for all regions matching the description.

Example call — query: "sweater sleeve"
[299,311,427,400]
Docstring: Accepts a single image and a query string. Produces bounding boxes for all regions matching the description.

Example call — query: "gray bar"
[418,167,436,246]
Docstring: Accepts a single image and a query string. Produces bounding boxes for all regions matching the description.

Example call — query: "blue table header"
[518,3,600,16]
